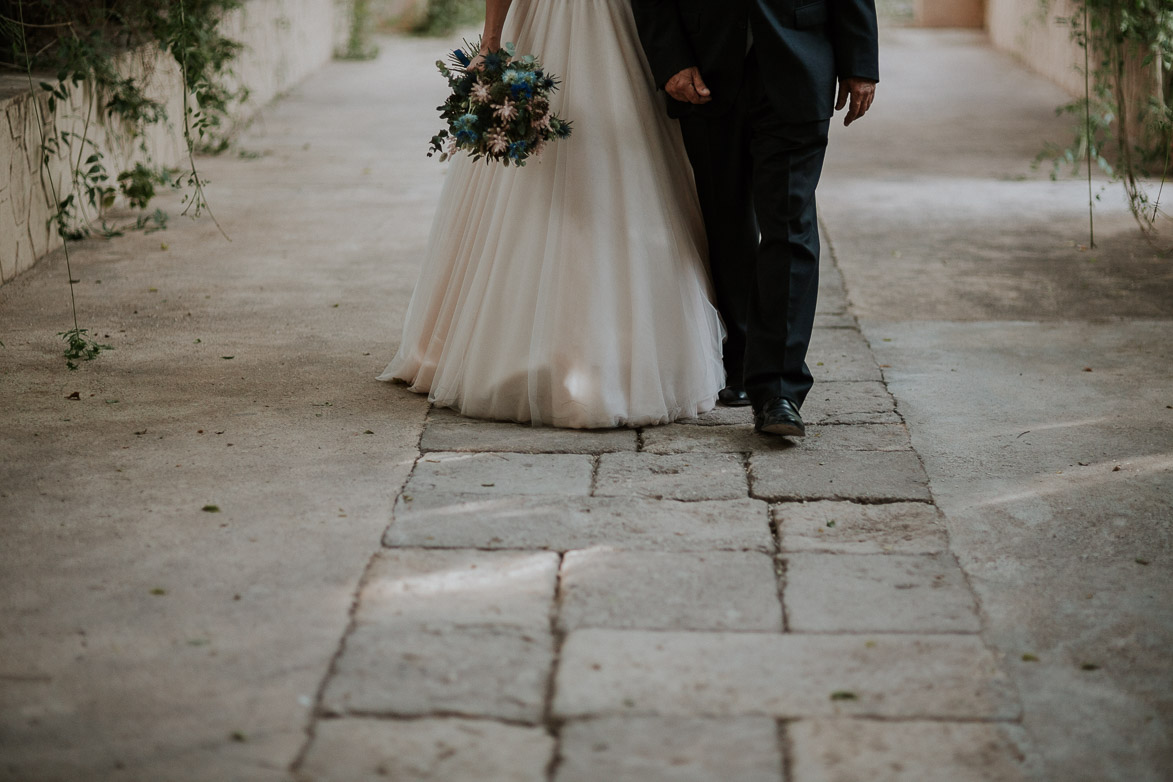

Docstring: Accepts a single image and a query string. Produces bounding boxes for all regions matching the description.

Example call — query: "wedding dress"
[380,0,725,428]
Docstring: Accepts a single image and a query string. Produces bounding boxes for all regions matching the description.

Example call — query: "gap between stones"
[288,411,432,775]
[543,550,568,782]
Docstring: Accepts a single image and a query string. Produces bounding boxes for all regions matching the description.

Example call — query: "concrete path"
[1,24,1169,782]
[821,28,1173,782]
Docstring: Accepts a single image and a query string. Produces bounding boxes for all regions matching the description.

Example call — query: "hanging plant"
[1038,0,1173,240]
[1,0,244,367]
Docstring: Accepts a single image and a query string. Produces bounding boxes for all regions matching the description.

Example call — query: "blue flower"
[454,112,479,131]
[455,129,480,145]
[483,52,505,71]
[510,82,534,100]
[507,140,528,159]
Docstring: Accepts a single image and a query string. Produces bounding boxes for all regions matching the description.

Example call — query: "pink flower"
[470,80,491,104]
[486,128,508,155]
[493,98,517,123]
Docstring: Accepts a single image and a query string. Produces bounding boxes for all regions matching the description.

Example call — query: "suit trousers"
[678,53,829,409]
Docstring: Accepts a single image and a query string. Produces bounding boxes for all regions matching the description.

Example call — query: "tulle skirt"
[380,0,725,428]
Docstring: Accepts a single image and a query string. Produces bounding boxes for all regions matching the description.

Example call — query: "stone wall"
[0,0,344,286]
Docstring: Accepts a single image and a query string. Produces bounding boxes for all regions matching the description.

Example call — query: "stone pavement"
[1,21,1169,782]
[295,271,1029,780]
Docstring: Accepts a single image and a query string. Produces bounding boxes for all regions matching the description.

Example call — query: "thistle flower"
[470,80,492,104]
[507,140,528,160]
[486,127,509,155]
[482,52,505,71]
[493,99,518,123]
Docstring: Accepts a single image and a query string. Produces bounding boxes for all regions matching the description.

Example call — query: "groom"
[631,0,879,437]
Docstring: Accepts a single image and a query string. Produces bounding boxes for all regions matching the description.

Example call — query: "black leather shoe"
[718,385,752,407]
[754,397,805,437]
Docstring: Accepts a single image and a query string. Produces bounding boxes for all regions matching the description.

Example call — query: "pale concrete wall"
[0,0,344,286]
[986,0,1083,96]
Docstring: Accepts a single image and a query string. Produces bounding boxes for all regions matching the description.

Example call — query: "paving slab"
[802,381,901,425]
[750,449,931,502]
[644,422,911,454]
[405,452,594,498]
[557,549,782,632]
[556,717,783,782]
[594,452,748,501]
[387,495,773,552]
[359,549,559,629]
[322,623,553,722]
[785,552,982,633]
[640,423,793,454]
[788,719,1035,782]
[554,630,1019,720]
[321,549,558,721]
[775,500,948,554]
[676,404,756,427]
[807,328,883,382]
[298,718,554,782]
[792,423,912,452]
[421,409,638,453]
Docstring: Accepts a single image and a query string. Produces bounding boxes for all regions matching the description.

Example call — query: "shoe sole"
[718,398,753,407]
[757,421,805,437]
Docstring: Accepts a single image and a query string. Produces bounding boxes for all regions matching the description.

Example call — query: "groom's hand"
[836,77,877,126]
[666,67,712,105]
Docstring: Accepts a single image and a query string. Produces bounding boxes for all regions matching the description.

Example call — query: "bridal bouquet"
[428,39,573,167]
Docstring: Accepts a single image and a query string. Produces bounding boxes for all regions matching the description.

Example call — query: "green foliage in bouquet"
[429,39,572,167]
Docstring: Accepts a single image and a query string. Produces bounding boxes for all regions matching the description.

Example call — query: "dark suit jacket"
[631,0,879,121]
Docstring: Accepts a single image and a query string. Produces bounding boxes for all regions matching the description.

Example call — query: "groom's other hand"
[836,77,877,126]
[666,67,712,104]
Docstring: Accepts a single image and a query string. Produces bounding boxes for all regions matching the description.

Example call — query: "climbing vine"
[1039,0,1173,239]
[1,0,244,367]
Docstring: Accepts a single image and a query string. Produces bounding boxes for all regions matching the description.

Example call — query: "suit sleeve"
[630,0,697,89]
[829,0,879,82]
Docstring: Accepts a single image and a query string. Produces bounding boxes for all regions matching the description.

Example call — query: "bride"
[379,0,725,429]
